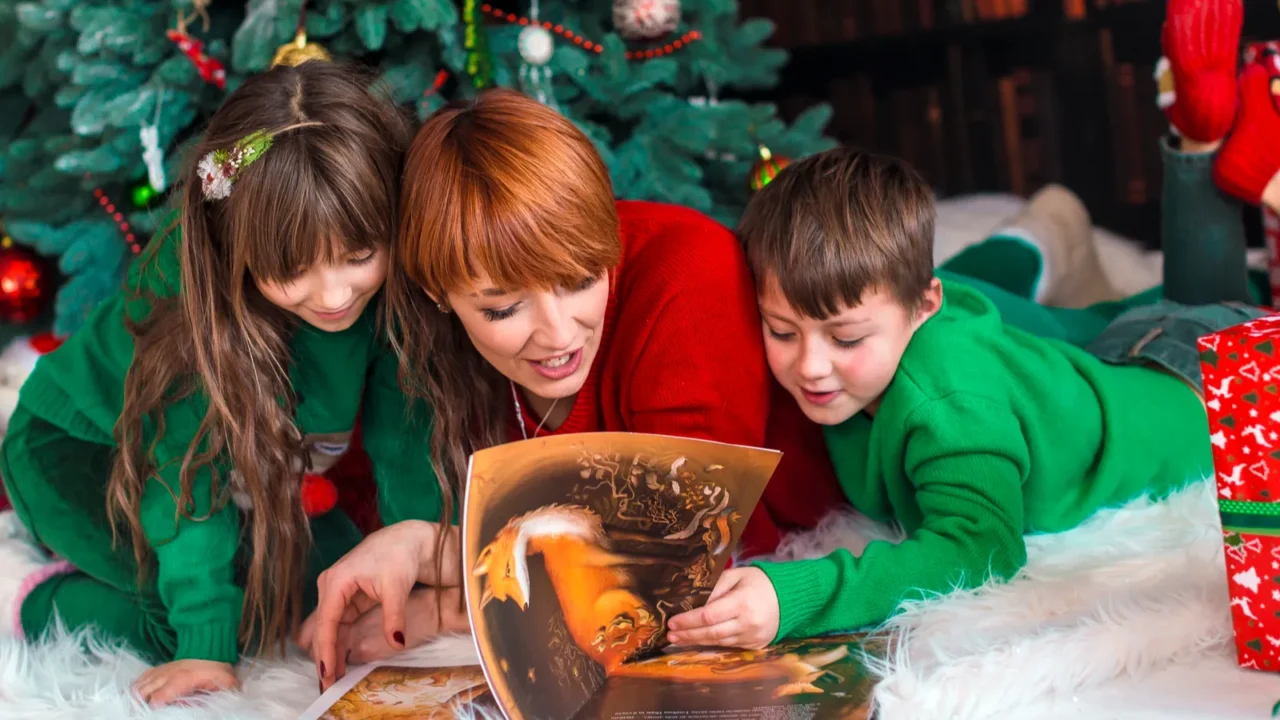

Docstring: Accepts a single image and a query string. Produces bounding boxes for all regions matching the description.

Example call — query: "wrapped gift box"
[1200,314,1280,671]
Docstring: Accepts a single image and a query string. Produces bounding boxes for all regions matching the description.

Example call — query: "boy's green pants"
[940,136,1268,359]
[2,406,363,663]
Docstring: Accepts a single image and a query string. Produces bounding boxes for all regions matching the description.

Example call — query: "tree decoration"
[519,25,554,66]
[271,2,331,69]
[749,145,792,193]
[613,0,681,41]
[139,91,167,194]
[131,183,159,209]
[464,0,494,88]
[271,29,331,68]
[418,69,451,117]
[0,237,51,324]
[89,181,142,255]
[481,5,701,60]
[518,0,558,109]
[167,8,226,89]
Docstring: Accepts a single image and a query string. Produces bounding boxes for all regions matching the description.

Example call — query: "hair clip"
[198,130,274,200]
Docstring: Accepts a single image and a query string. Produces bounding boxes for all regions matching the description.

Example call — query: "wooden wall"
[738,0,1280,248]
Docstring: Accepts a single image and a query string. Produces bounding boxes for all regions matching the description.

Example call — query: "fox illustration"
[473,504,671,673]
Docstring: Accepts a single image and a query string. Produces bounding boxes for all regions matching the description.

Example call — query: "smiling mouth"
[526,348,585,380]
[311,303,354,319]
[800,387,842,405]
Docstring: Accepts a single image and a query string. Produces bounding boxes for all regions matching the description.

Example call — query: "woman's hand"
[338,586,470,667]
[133,659,239,707]
[308,520,460,689]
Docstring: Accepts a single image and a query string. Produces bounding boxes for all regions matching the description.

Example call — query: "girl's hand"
[310,520,459,689]
[133,659,239,707]
[666,567,781,650]
[340,586,470,666]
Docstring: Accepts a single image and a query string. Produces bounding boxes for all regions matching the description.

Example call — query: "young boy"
[667,0,1280,649]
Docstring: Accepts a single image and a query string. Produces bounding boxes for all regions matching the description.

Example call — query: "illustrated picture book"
[303,432,877,720]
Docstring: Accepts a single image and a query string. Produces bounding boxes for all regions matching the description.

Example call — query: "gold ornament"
[271,29,331,68]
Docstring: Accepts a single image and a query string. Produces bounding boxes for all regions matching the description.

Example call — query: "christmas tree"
[0,0,833,337]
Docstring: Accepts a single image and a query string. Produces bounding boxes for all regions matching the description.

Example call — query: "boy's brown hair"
[738,147,936,317]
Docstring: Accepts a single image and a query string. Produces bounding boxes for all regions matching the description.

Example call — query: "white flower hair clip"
[197,130,274,200]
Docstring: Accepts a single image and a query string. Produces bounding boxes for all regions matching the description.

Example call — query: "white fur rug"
[3,480,1280,720]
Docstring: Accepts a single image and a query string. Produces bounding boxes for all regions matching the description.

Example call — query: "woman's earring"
[436,302,449,313]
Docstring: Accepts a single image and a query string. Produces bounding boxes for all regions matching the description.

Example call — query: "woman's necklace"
[510,380,558,440]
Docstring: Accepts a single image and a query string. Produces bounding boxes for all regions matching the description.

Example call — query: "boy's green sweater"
[8,230,434,664]
[754,280,1211,639]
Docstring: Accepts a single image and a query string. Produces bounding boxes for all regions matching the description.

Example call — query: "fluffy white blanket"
[2,480,1279,719]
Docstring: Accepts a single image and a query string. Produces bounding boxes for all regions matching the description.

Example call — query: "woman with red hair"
[304,89,844,686]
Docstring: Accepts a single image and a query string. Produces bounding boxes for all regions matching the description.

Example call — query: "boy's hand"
[133,659,239,707]
[666,567,780,649]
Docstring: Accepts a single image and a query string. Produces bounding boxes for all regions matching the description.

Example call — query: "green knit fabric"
[754,280,1211,639]
[1,228,432,664]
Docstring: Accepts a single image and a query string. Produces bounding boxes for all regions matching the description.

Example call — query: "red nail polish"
[320,661,327,677]
[394,631,405,646]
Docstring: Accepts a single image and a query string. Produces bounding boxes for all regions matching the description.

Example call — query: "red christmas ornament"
[749,145,792,193]
[301,473,338,517]
[166,29,227,89]
[0,240,51,324]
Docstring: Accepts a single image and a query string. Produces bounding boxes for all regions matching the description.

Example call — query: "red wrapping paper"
[1200,314,1280,671]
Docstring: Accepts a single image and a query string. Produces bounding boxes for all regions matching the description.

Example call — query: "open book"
[301,432,875,720]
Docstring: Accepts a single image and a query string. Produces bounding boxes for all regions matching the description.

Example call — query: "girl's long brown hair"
[388,89,620,565]
[107,62,411,655]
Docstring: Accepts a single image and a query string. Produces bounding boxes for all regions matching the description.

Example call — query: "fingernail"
[394,631,405,646]
[320,661,327,677]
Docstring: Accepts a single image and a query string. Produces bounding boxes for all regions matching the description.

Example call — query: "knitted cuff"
[752,557,841,642]
[174,622,241,665]
[10,560,75,639]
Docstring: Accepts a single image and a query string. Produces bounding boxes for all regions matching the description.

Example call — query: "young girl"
[304,88,847,688]
[0,61,428,705]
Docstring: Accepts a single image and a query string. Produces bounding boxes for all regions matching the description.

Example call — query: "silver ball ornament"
[518,25,555,66]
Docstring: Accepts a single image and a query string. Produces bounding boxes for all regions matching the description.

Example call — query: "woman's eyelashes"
[348,250,376,266]
[482,304,520,322]
[479,276,600,322]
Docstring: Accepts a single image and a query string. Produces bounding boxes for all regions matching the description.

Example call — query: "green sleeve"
[754,395,1030,639]
[361,347,444,526]
[139,402,243,664]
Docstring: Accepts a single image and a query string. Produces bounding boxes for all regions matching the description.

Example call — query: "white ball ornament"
[518,25,555,66]
[613,0,681,41]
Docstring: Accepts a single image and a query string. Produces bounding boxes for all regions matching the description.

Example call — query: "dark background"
[737,0,1280,249]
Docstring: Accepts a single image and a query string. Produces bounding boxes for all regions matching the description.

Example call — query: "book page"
[573,634,876,720]
[462,432,781,720]
[297,661,497,720]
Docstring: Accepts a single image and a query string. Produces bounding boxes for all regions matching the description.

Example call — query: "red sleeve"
[614,205,782,556]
